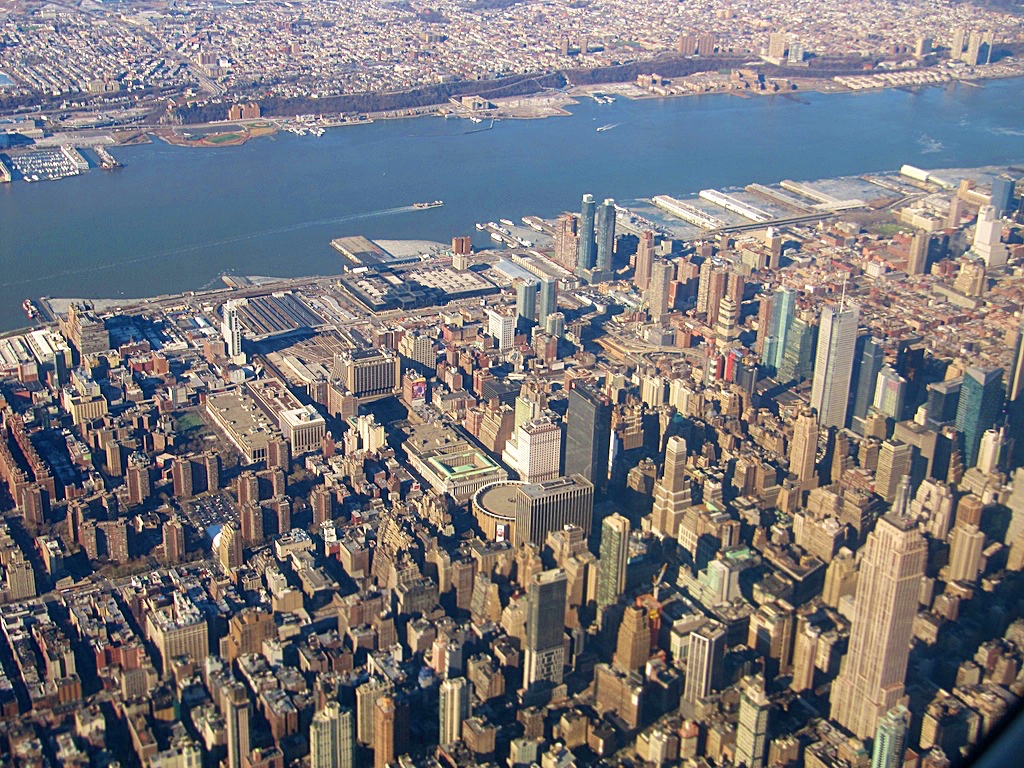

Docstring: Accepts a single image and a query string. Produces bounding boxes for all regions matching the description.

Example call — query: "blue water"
[1,78,1023,332]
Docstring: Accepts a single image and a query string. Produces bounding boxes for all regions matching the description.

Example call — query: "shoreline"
[2,64,1021,161]
[5,159,1020,338]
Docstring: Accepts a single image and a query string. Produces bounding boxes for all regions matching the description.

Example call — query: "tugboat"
[412,200,444,209]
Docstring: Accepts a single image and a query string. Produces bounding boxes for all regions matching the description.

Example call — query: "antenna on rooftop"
[840,274,848,312]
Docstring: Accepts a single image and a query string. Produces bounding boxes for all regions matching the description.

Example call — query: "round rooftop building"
[472,480,524,543]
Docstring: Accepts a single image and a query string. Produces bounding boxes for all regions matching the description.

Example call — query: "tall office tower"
[947,520,985,583]
[647,259,675,321]
[595,198,616,276]
[634,231,655,291]
[972,206,1007,268]
[683,621,727,705]
[1010,318,1024,464]
[439,677,471,747]
[925,378,962,430]
[990,178,1014,218]
[829,512,927,739]
[222,299,244,360]
[1010,317,1024,403]
[515,279,538,329]
[373,696,407,768]
[976,426,1006,475]
[596,513,630,611]
[778,315,818,383]
[736,676,770,768]
[310,702,355,768]
[225,683,251,768]
[872,706,910,768]
[908,232,930,275]
[614,605,652,673]
[576,194,597,273]
[503,417,562,483]
[564,384,612,490]
[763,286,796,373]
[650,436,692,537]
[524,569,568,689]
[811,303,860,429]
[356,677,394,745]
[876,441,914,503]
[514,474,594,547]
[715,294,740,351]
[538,278,557,326]
[790,620,821,693]
[788,408,819,486]
[853,337,885,425]
[486,308,516,352]
[873,366,908,421]
[955,366,1004,469]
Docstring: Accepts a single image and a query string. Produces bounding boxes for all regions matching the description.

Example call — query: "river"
[1,78,1023,332]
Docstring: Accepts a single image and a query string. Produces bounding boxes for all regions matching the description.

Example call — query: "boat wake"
[0,205,419,288]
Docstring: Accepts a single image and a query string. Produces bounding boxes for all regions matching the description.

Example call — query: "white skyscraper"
[811,303,860,429]
[438,677,471,746]
[830,512,927,739]
[310,702,355,768]
[222,299,245,361]
[502,417,562,483]
[487,308,516,352]
[972,205,1007,269]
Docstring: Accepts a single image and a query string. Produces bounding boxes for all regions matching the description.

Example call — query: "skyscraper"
[650,436,692,537]
[222,299,244,361]
[486,308,516,352]
[683,621,726,705]
[907,232,931,275]
[1009,318,1024,464]
[971,205,1007,268]
[872,706,910,768]
[955,366,1004,468]
[373,696,406,768]
[778,315,818,383]
[515,279,538,330]
[873,366,908,421]
[310,702,355,768]
[524,569,567,689]
[634,231,654,291]
[594,198,616,277]
[716,294,740,351]
[538,278,557,327]
[502,417,562,484]
[513,474,594,547]
[576,194,596,273]
[990,177,1014,218]
[439,677,471,747]
[830,512,927,739]
[647,260,674,322]
[853,337,886,426]
[596,513,630,611]
[763,286,796,374]
[225,683,251,768]
[735,676,770,768]
[788,408,819,486]
[811,303,860,428]
[564,384,612,490]
[613,605,651,673]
